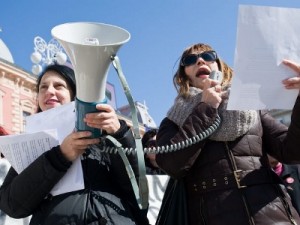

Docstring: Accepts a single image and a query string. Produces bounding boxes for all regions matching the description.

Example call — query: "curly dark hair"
[142,128,158,148]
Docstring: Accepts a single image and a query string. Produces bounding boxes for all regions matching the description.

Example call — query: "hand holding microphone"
[209,70,223,93]
[209,70,223,83]
[201,70,223,108]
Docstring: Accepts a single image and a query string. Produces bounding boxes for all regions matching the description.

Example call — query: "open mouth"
[196,68,210,77]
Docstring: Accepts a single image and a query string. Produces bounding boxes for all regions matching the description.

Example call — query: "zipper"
[275,184,298,225]
[82,153,89,225]
[199,196,207,225]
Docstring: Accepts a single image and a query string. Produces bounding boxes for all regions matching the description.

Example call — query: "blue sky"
[1,0,300,127]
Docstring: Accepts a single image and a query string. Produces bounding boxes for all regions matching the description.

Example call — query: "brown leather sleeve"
[156,102,218,179]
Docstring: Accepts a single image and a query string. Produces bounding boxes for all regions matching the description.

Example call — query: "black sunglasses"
[181,50,218,66]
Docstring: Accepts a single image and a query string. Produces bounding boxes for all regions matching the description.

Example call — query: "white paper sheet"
[25,102,84,196]
[26,102,76,143]
[0,130,59,174]
[227,5,300,110]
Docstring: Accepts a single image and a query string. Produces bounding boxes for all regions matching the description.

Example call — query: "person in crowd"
[0,126,10,225]
[155,43,300,225]
[268,154,300,216]
[0,126,9,159]
[0,64,149,225]
[142,129,165,175]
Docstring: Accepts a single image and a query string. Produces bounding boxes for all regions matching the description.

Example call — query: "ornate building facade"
[0,39,37,134]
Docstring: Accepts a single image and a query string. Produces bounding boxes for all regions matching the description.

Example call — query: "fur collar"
[167,87,258,141]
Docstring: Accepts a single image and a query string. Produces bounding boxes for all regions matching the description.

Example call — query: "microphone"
[209,70,223,83]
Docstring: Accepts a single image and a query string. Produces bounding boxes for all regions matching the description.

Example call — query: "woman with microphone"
[156,42,300,225]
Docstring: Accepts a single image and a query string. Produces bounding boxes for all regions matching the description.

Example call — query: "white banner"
[146,175,170,225]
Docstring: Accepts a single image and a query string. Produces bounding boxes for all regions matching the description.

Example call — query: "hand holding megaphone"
[60,131,100,161]
[84,104,121,135]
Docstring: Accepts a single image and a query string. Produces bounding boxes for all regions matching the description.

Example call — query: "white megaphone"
[51,22,130,138]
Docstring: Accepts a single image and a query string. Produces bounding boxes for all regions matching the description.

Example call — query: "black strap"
[90,192,128,217]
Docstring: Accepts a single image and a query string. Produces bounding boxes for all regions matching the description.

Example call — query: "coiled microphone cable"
[101,114,221,155]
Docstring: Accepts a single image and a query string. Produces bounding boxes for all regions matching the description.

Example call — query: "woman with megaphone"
[0,64,150,225]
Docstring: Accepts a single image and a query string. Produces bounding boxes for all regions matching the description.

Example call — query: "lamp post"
[30,36,67,75]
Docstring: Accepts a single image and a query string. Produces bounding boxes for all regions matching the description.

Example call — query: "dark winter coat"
[0,120,149,225]
[156,96,300,225]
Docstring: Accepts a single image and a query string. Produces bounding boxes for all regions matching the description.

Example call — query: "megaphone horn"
[51,22,130,138]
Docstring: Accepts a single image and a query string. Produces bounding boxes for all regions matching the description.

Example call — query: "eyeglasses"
[181,51,218,66]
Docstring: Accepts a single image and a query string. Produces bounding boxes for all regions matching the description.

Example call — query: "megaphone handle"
[111,56,149,209]
[75,98,107,138]
[105,135,145,209]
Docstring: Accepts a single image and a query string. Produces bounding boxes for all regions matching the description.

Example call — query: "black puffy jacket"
[0,120,149,225]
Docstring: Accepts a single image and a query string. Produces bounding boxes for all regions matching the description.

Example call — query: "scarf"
[167,86,258,141]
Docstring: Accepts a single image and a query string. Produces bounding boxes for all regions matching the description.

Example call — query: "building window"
[0,90,4,125]
[22,111,31,132]
[20,99,36,132]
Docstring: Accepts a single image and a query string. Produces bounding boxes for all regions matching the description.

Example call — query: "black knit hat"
[36,64,76,112]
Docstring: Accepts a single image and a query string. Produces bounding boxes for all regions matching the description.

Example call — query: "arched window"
[20,100,35,133]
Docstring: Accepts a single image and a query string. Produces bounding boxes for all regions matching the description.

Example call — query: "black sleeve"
[263,96,300,164]
[0,146,72,218]
[156,102,218,179]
